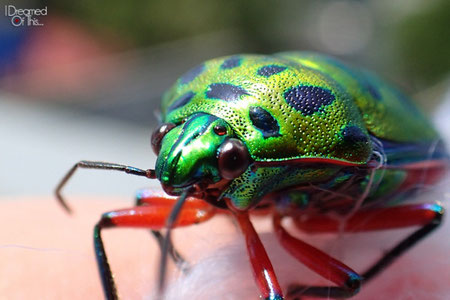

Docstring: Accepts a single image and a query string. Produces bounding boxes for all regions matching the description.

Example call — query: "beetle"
[56,52,449,300]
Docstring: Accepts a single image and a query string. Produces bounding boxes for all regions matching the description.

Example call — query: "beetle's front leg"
[94,200,216,300]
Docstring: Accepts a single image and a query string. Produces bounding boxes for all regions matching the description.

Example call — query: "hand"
[1,197,448,299]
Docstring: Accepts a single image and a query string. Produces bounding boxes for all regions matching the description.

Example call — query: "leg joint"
[344,274,362,296]
[97,214,115,228]
[430,204,445,225]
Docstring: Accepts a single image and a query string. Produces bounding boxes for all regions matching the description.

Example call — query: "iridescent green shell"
[161,52,438,165]
[279,52,438,143]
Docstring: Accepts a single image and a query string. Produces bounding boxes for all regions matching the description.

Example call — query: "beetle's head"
[152,113,251,202]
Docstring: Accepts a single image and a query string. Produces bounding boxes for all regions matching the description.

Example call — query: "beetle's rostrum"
[56,51,449,300]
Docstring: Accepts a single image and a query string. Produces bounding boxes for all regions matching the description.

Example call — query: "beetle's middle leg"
[234,211,284,300]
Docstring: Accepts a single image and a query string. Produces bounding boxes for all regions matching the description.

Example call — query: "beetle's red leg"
[294,203,443,233]
[234,212,284,300]
[134,189,213,273]
[294,203,444,283]
[94,203,216,300]
[135,188,209,208]
[285,203,444,298]
[273,214,361,298]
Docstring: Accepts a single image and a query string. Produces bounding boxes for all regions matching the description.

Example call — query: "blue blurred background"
[0,0,449,196]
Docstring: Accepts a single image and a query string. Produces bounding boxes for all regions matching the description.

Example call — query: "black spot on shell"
[168,91,195,112]
[221,56,241,69]
[249,106,281,139]
[180,64,204,84]
[206,83,249,102]
[257,65,287,77]
[284,85,335,115]
[342,125,368,144]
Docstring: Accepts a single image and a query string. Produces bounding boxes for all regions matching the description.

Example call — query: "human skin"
[1,196,449,300]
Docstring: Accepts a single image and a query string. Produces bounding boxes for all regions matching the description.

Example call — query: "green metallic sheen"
[156,113,231,187]
[364,169,407,202]
[223,165,341,209]
[278,52,438,143]
[162,53,373,164]
[156,52,443,210]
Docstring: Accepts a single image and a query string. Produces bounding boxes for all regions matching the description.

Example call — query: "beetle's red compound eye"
[151,123,176,155]
[213,125,227,136]
[218,138,250,180]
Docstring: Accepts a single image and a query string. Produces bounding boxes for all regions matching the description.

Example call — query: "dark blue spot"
[168,91,195,112]
[365,82,381,100]
[257,65,287,77]
[221,56,241,69]
[284,85,335,115]
[249,106,281,139]
[342,125,368,144]
[206,83,249,102]
[180,64,204,84]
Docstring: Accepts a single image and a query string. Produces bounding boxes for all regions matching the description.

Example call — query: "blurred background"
[0,0,449,197]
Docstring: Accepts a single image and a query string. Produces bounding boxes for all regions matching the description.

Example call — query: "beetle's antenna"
[55,160,156,213]
[158,190,189,294]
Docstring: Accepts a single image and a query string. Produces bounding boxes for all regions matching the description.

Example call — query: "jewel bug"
[56,52,449,299]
